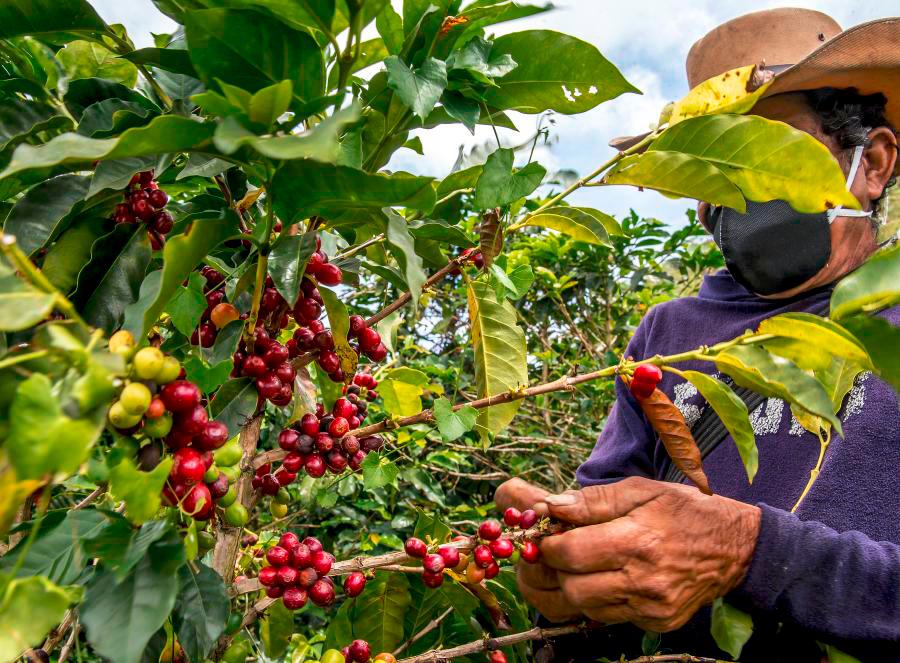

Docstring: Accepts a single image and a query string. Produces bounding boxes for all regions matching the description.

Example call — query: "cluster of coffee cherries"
[403,508,541,588]
[628,364,663,399]
[291,309,388,384]
[110,170,173,250]
[257,532,366,611]
[255,392,384,495]
[231,327,298,407]
[189,266,240,348]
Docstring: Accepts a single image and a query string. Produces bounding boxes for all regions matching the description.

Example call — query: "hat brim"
[609,16,900,173]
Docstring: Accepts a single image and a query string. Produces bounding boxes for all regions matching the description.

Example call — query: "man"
[496,9,899,662]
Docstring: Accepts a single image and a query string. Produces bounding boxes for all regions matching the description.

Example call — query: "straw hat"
[610,8,900,166]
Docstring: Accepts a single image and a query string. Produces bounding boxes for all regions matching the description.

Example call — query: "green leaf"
[0,509,107,585]
[182,355,233,395]
[682,371,757,483]
[184,9,324,105]
[89,155,161,196]
[172,564,229,663]
[167,272,208,337]
[77,99,154,138]
[484,30,638,114]
[0,0,107,39]
[0,257,56,331]
[412,509,452,543]
[122,210,239,340]
[830,245,900,319]
[213,106,360,161]
[0,115,215,185]
[668,64,773,126]
[210,319,244,365]
[841,316,900,392]
[81,530,184,663]
[272,161,435,222]
[0,99,69,154]
[505,264,534,300]
[108,457,174,525]
[210,378,258,434]
[120,48,198,78]
[517,206,621,245]
[467,281,528,445]
[384,56,447,120]
[385,209,427,312]
[757,312,872,368]
[176,154,232,181]
[70,225,153,334]
[318,285,358,376]
[474,148,545,209]
[379,368,428,417]
[449,36,517,79]
[648,114,860,213]
[710,599,753,659]
[0,576,77,661]
[375,3,403,55]
[409,220,475,247]
[602,151,746,211]
[825,645,863,663]
[432,397,477,441]
[325,572,411,653]
[4,174,91,256]
[715,345,842,436]
[435,164,482,199]
[8,373,104,481]
[361,453,400,491]
[248,79,292,128]
[57,40,139,87]
[82,518,172,582]
[260,596,294,659]
[42,221,109,294]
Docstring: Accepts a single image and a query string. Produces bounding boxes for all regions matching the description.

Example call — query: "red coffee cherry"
[478,519,502,541]
[357,327,381,353]
[278,429,300,451]
[422,570,444,588]
[519,509,538,529]
[520,540,541,564]
[282,587,308,610]
[309,579,335,607]
[278,532,300,550]
[316,263,343,286]
[404,537,427,559]
[291,543,312,569]
[343,571,367,598]
[502,508,522,527]
[473,544,494,568]
[160,380,201,413]
[489,538,514,559]
[422,553,445,574]
[277,565,299,586]
[196,421,229,451]
[258,566,279,587]
[438,545,460,569]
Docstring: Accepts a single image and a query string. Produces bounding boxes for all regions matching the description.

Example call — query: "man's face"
[697,92,888,299]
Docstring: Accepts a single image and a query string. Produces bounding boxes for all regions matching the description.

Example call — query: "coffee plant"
[0,2,897,663]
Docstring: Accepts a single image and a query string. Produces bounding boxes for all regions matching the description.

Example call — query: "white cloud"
[90,0,177,47]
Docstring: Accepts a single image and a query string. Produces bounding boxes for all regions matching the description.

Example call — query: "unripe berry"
[466,562,485,583]
[309,579,335,606]
[282,587,308,610]
[120,382,152,415]
[343,571,366,598]
[155,356,182,384]
[502,508,522,527]
[489,538,514,559]
[478,519,502,541]
[404,537,427,559]
[109,330,136,355]
[473,544,494,568]
[267,546,290,567]
[520,540,541,563]
[133,346,165,380]
[519,509,538,529]
[210,303,240,329]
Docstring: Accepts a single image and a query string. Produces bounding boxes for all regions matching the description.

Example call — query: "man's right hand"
[494,478,582,622]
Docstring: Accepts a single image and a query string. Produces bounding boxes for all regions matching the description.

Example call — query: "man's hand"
[495,479,582,622]
[538,477,761,632]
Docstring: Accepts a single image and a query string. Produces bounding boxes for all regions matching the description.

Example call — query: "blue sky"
[92,0,895,224]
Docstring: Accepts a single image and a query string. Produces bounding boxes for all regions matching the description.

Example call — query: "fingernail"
[543,493,577,506]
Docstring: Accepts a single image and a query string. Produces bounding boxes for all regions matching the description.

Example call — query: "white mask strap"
[827,141,872,223]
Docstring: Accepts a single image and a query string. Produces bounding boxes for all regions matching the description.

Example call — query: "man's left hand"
[536,476,761,632]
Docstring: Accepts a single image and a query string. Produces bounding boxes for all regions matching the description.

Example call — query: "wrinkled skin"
[495,477,760,631]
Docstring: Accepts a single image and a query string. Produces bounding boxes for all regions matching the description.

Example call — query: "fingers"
[542,477,661,526]
[518,559,560,590]
[494,478,550,512]
[517,567,582,623]
[557,571,635,626]
[539,519,641,573]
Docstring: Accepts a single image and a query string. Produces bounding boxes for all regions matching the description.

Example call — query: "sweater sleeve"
[731,503,900,652]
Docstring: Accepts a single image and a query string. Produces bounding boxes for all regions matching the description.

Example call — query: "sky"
[91,0,896,224]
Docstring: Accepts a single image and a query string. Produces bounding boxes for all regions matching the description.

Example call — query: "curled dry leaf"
[626,376,712,495]
[479,207,502,268]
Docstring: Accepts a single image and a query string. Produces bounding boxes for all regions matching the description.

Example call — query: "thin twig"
[623,655,733,663]
[57,622,81,663]
[394,606,454,656]
[73,485,106,510]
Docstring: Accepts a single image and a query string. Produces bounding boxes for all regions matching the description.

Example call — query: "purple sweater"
[576,270,900,661]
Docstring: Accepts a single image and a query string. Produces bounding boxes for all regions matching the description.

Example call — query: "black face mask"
[707,144,872,296]
[708,200,832,296]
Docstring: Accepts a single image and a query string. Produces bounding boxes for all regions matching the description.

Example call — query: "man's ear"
[697,202,712,232]
[864,127,898,201]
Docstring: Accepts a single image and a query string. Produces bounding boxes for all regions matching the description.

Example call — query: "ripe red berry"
[240,355,266,378]
[489,538,514,559]
[629,378,657,400]
[300,413,320,437]
[309,320,325,335]
[303,537,324,554]
[306,251,326,274]
[328,417,349,437]
[478,519,502,541]
[309,579,335,607]
[196,420,229,451]
[279,532,300,550]
[311,550,334,575]
[208,472,229,499]
[317,350,340,374]
[172,448,205,485]
[182,483,213,520]
[502,508,522,527]
[131,197,154,220]
[278,429,300,451]
[313,331,334,351]
[291,543,312,568]
[260,473,281,495]
[404,537,427,559]
[348,640,370,663]
[148,188,169,209]
[348,315,366,337]
[283,452,303,473]
[297,434,315,454]
[263,343,290,368]
[332,398,354,419]
[297,567,318,588]
[253,328,272,353]
[278,565,299,586]
[341,435,360,455]
[421,570,444,588]
[519,509,538,529]
[275,469,296,486]
[282,587,308,610]
[344,571,366,598]
[316,263,343,286]
[326,450,348,473]
[473,544,494,568]
[256,374,283,400]
[293,297,321,323]
[150,210,174,234]
[489,652,507,663]
[258,566,279,587]
[484,561,500,579]
[361,435,384,452]
[423,553,445,574]
[438,545,460,569]
[305,454,327,477]
[520,540,541,563]
[160,380,201,413]
[366,343,388,362]
[174,403,208,435]
[633,363,663,386]
[357,327,381,353]
[275,362,296,385]
[266,586,284,599]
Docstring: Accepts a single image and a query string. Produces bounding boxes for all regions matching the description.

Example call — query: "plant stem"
[245,186,275,339]
[394,607,454,656]
[791,427,831,513]
[0,349,48,370]
[334,233,385,261]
